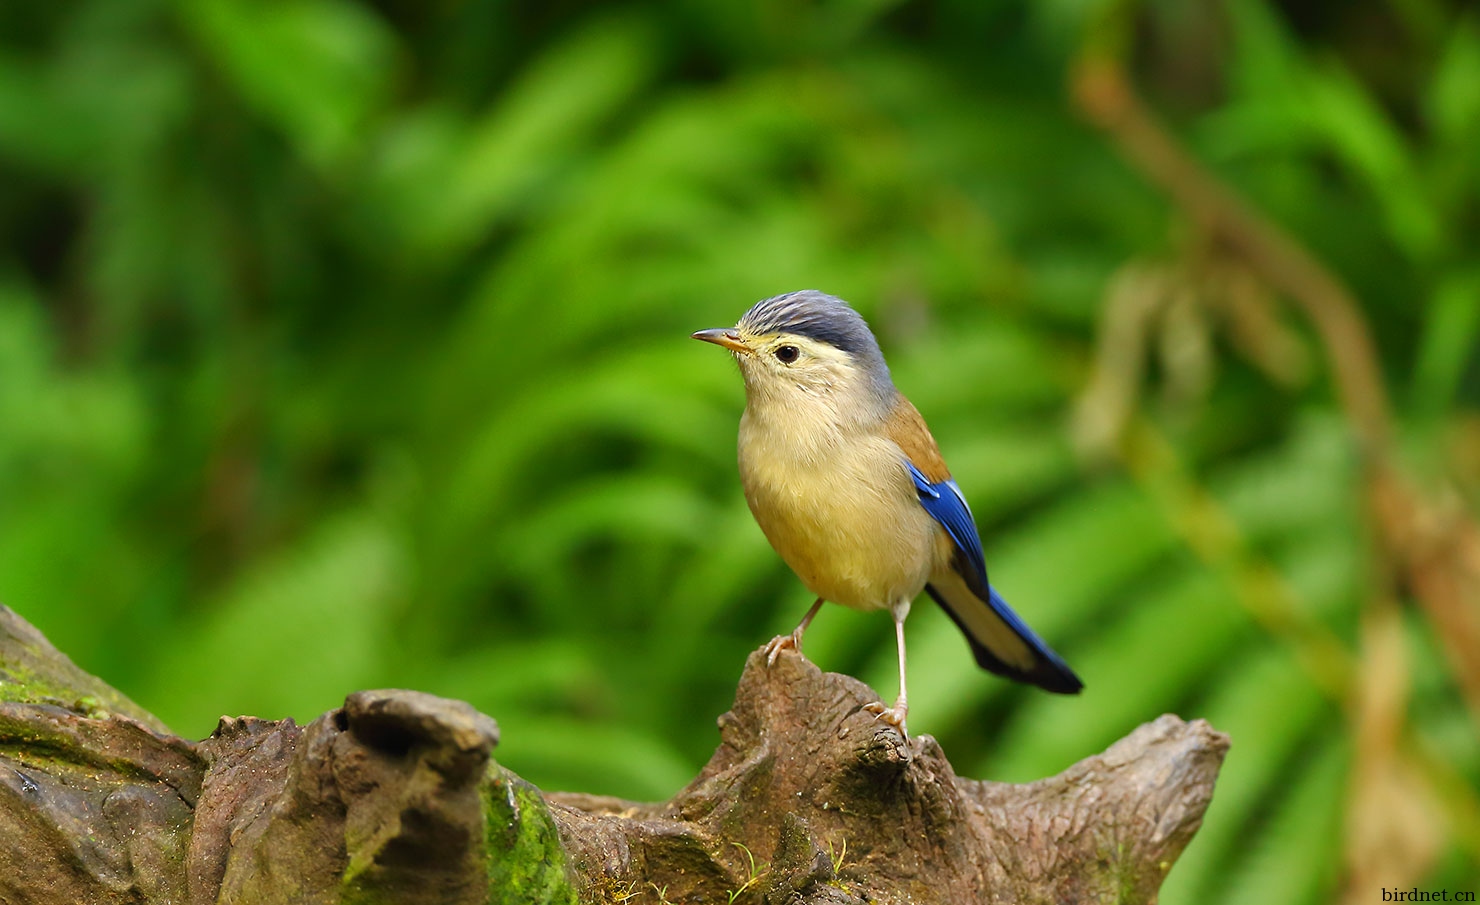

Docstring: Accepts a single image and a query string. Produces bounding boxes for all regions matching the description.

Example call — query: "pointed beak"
[691,328,750,354]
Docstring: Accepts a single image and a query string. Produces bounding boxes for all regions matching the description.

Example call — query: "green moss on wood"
[1,607,170,733]
[484,764,579,905]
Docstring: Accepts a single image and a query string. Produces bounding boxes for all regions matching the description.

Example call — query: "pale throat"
[739,369,891,466]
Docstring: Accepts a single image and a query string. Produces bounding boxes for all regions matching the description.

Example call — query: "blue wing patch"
[906,461,1083,694]
[906,462,987,586]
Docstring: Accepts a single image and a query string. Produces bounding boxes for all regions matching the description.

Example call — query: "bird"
[693,290,1081,734]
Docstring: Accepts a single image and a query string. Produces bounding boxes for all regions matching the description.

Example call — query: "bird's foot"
[763,630,806,667]
[862,700,908,737]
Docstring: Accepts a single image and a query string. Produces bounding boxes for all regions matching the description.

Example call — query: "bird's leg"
[863,600,910,736]
[764,597,825,666]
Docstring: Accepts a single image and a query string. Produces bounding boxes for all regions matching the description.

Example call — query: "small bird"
[694,290,1081,733]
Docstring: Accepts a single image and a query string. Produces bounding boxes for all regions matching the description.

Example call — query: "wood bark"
[0,605,1228,904]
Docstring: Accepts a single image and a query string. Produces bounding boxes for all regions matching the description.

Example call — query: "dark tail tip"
[962,635,1082,694]
[927,584,1084,694]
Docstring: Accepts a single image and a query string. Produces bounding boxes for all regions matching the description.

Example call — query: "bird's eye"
[774,345,800,364]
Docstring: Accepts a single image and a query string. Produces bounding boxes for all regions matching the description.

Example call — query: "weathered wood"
[549,649,1227,904]
[0,605,1228,904]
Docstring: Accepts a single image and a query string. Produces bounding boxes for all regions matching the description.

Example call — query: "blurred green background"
[2,0,1478,901]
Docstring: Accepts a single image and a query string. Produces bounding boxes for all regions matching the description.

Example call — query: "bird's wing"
[886,397,1082,694]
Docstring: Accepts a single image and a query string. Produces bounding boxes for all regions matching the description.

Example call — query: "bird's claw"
[862,701,909,737]
[763,631,805,667]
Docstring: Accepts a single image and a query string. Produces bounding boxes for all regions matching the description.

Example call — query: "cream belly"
[738,415,939,612]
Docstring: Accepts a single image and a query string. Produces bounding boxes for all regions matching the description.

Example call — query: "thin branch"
[1070,57,1392,455]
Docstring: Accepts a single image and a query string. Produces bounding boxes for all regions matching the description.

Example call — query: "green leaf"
[1427,18,1480,150]
[383,16,660,258]
[1410,270,1480,417]
[180,0,395,167]
[1304,60,1442,261]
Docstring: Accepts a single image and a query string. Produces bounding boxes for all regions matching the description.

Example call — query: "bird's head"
[692,290,895,416]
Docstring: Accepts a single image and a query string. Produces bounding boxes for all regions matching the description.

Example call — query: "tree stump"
[0,605,1228,904]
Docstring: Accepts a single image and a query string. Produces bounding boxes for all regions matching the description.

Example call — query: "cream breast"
[737,406,937,611]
